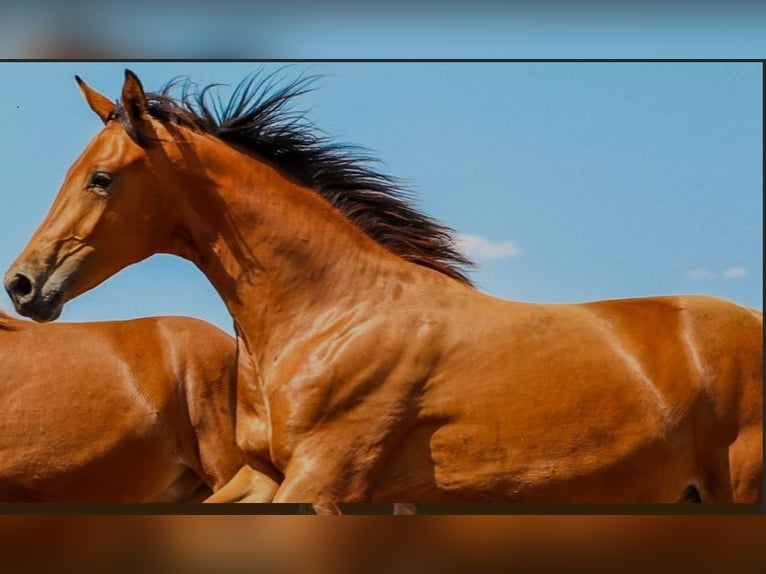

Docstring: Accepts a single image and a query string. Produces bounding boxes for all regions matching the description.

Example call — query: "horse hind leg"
[727,426,763,503]
[694,428,762,503]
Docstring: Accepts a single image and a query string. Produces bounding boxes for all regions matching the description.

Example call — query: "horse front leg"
[272,464,422,515]
[393,503,421,514]
[269,414,424,512]
[271,451,372,506]
[272,471,348,505]
[203,465,280,503]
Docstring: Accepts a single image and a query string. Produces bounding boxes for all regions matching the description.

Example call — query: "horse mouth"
[15,291,64,322]
[5,278,66,323]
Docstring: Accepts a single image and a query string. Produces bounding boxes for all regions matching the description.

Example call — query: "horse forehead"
[73,124,138,168]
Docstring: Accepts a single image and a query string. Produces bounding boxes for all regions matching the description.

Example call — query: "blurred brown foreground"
[0,514,763,574]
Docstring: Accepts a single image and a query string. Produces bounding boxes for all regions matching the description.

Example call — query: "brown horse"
[0,310,280,502]
[5,70,762,504]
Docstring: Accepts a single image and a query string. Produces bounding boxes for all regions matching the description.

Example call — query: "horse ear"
[122,69,148,120]
[75,75,115,124]
[121,69,156,145]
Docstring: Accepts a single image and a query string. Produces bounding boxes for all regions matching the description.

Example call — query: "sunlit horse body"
[0,311,281,502]
[5,70,762,504]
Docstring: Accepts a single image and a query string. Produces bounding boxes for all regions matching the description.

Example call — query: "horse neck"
[169,132,403,352]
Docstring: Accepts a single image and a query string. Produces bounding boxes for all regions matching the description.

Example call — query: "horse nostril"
[9,273,33,298]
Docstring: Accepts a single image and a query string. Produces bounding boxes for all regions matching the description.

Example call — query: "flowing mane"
[111,71,475,286]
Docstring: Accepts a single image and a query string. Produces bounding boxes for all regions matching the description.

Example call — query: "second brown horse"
[0,311,280,502]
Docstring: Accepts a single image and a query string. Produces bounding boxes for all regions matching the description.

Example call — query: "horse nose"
[5,272,35,305]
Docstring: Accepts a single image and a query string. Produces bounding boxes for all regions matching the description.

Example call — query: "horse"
[5,69,761,504]
[0,310,281,502]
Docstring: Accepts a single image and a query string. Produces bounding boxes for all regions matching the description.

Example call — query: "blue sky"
[0,63,761,334]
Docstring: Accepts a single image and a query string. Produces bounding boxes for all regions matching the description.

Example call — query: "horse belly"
[430,425,698,502]
[0,409,186,502]
[369,396,698,503]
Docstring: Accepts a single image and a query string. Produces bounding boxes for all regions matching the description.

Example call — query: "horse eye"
[88,171,113,191]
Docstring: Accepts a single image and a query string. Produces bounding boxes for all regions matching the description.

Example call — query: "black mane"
[115,70,475,285]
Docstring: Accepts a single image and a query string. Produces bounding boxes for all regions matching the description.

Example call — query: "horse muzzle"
[4,269,65,322]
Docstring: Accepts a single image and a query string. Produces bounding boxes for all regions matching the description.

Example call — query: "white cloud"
[456,233,521,259]
[684,266,749,280]
[722,266,749,280]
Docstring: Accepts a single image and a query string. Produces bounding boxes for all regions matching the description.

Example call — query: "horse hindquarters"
[691,303,762,503]
[728,425,762,502]
[725,310,762,503]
